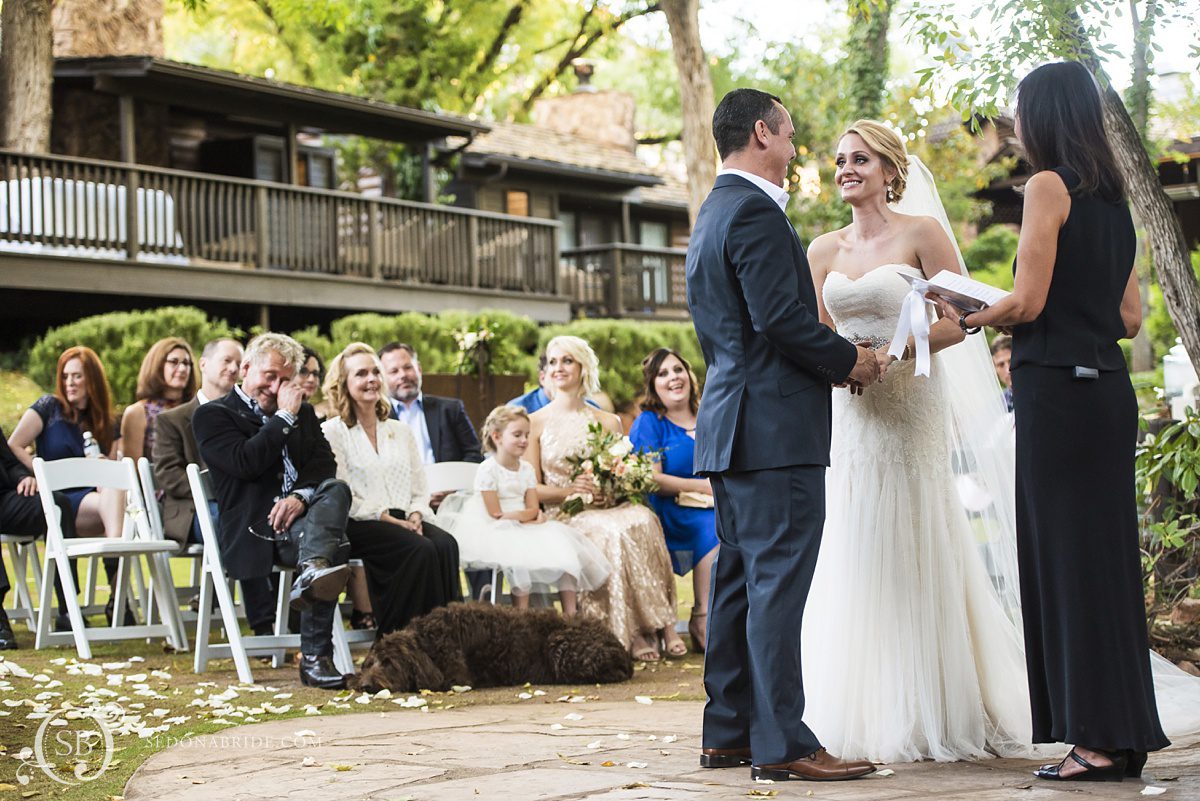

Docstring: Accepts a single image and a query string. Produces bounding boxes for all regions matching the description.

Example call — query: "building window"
[506,190,530,217]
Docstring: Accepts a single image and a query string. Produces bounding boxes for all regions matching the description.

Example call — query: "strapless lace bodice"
[822,263,922,350]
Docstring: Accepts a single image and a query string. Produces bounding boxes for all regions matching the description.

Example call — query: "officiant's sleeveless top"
[1010,166,1134,372]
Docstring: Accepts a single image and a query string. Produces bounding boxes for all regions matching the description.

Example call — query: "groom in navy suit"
[688,89,880,781]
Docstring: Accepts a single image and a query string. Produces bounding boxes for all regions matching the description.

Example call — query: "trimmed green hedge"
[27,307,242,406]
[28,307,701,409]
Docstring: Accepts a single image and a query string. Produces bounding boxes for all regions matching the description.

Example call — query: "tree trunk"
[661,0,715,228]
[846,0,891,120]
[0,0,55,153]
[1126,0,1156,372]
[1101,87,1200,375]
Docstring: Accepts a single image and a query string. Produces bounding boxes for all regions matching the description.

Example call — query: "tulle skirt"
[801,374,1037,764]
[442,495,611,594]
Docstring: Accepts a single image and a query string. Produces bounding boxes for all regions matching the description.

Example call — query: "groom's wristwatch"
[958,312,982,335]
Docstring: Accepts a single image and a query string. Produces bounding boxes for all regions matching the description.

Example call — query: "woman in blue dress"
[629,348,718,653]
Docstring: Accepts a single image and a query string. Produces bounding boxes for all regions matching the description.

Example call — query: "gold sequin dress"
[538,408,678,648]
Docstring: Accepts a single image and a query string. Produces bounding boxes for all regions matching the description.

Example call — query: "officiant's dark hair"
[713,89,785,160]
[1016,62,1124,203]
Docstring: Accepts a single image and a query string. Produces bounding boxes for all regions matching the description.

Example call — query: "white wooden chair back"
[34,457,150,543]
[424,461,479,494]
[136,457,166,540]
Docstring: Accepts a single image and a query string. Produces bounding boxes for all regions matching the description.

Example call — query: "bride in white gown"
[801,120,1200,764]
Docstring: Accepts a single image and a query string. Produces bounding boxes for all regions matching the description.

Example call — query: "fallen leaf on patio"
[874,768,895,777]
[301,757,319,767]
[1141,788,1166,796]
[626,761,647,769]
[746,791,777,798]
[332,764,354,772]
[556,753,589,765]
[600,761,616,767]
[1015,784,1032,790]
[634,696,652,705]
[622,783,650,789]
[1159,776,1179,781]
[190,779,206,784]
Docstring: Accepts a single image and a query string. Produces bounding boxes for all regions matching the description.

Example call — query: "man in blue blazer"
[688,89,881,782]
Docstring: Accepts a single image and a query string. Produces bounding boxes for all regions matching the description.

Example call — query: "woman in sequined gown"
[526,335,684,662]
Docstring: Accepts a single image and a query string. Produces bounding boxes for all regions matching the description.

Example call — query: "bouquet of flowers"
[452,325,494,376]
[560,422,659,516]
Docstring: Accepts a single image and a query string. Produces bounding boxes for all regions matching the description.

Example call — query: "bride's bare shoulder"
[807,226,852,270]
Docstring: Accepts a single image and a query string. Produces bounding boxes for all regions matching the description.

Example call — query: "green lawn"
[0,371,42,437]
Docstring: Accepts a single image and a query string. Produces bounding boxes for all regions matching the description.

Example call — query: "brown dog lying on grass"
[350,603,634,692]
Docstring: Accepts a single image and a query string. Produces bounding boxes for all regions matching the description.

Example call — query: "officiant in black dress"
[935,61,1167,782]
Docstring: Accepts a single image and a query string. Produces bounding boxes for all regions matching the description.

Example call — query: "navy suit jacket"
[193,391,337,579]
[687,174,858,473]
[390,394,483,464]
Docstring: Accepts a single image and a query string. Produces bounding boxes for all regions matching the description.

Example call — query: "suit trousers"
[0,489,76,608]
[703,465,826,766]
[277,478,351,657]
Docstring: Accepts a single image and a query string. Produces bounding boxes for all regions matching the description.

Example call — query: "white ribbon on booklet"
[887,288,933,377]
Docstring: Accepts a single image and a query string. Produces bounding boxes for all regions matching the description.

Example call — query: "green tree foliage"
[27,307,242,407]
[845,0,891,121]
[962,224,1019,290]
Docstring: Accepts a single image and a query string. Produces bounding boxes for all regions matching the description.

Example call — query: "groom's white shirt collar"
[718,168,790,211]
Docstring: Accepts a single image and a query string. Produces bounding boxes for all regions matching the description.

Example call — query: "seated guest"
[0,425,79,649]
[378,340,482,596]
[120,337,197,462]
[510,353,600,414]
[991,334,1014,413]
[152,338,243,545]
[299,347,334,421]
[193,333,353,689]
[321,343,462,633]
[8,346,127,625]
[152,337,277,635]
[379,342,483,465]
[629,348,718,654]
[298,345,368,625]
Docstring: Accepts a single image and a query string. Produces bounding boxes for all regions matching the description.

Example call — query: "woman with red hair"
[8,346,128,625]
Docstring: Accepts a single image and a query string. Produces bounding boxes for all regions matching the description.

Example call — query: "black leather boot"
[0,608,17,650]
[298,654,346,689]
[288,559,349,612]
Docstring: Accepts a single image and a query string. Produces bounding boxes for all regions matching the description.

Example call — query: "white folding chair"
[32,457,189,658]
[2,533,43,630]
[137,458,204,624]
[424,461,502,601]
[187,464,355,683]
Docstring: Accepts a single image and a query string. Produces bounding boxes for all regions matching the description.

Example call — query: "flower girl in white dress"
[448,406,610,614]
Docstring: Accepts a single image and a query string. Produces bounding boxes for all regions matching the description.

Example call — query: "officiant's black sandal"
[1034,748,1127,782]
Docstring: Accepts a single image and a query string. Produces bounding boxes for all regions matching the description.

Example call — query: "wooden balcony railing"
[0,150,560,296]
[563,243,689,318]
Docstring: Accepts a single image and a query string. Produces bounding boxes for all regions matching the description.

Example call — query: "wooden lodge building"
[0,54,690,346]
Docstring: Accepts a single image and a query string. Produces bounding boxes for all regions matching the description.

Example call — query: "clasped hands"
[838,343,890,395]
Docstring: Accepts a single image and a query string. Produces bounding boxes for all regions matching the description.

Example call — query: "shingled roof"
[455,121,662,187]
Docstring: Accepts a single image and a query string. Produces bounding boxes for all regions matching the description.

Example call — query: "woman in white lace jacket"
[321,342,462,634]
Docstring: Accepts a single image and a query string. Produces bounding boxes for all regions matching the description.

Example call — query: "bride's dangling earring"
[886,185,896,203]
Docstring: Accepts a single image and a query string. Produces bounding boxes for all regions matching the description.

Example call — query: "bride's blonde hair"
[842,119,909,203]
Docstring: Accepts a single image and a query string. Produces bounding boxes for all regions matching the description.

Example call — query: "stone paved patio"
[124,700,1200,800]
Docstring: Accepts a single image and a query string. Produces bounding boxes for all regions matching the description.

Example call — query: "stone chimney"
[52,0,165,58]
[532,61,637,152]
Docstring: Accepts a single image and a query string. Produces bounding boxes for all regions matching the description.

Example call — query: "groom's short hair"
[712,89,785,160]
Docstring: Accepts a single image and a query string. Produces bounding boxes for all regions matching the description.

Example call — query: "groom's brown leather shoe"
[700,746,752,768]
[751,748,875,781]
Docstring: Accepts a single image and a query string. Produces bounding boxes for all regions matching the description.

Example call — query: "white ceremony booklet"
[899,270,1010,312]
